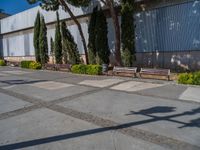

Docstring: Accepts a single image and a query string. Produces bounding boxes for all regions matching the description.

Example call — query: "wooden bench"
[44,64,56,70]
[113,66,137,77]
[56,64,71,72]
[140,68,170,80]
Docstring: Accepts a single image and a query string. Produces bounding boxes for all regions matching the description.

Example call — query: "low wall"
[4,51,200,72]
[4,56,35,62]
[4,54,87,64]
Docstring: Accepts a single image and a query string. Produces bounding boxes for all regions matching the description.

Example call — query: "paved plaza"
[0,66,199,150]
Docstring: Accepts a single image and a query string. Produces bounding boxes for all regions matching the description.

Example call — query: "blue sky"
[0,0,39,15]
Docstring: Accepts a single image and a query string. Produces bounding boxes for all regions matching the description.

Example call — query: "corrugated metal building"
[0,0,200,71]
[135,0,200,71]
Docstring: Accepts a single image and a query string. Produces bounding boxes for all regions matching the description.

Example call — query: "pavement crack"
[111,131,117,150]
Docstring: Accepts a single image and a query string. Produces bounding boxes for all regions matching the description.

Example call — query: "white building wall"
[0,0,108,57]
[0,0,102,34]
[28,33,35,56]
[1,21,94,56]
[3,35,26,57]
[2,38,7,56]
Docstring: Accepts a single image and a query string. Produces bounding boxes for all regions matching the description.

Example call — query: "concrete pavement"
[0,66,199,150]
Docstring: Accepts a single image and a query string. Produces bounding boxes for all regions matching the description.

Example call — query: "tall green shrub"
[39,15,49,65]
[61,21,68,64]
[95,9,110,65]
[50,37,55,64]
[67,32,81,65]
[54,11,62,64]
[33,11,41,63]
[121,0,136,67]
[61,22,80,64]
[88,6,98,64]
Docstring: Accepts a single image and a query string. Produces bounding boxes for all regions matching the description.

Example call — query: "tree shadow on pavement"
[127,106,200,129]
[0,106,199,149]
[0,80,48,85]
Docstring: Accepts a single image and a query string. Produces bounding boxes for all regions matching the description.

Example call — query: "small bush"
[86,65,102,75]
[192,72,200,85]
[71,64,87,74]
[178,72,200,85]
[0,59,6,66]
[71,64,102,75]
[29,62,42,70]
[21,61,34,68]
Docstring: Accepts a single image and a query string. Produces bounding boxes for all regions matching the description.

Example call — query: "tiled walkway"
[0,66,199,150]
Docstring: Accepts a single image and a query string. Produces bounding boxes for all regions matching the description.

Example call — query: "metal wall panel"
[8,35,25,56]
[135,0,200,52]
[24,34,30,56]
[28,33,35,56]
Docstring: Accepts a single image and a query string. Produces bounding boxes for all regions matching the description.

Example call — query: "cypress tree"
[50,37,55,64]
[33,11,41,63]
[54,11,62,64]
[95,9,110,65]
[39,15,49,65]
[121,0,136,67]
[68,39,81,65]
[88,6,98,64]
[61,21,80,64]
[61,21,68,64]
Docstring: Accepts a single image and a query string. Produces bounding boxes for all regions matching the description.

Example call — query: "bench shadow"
[179,118,200,128]
[126,106,176,115]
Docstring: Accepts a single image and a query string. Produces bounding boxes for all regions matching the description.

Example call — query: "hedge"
[71,64,86,74]
[21,61,34,68]
[71,64,102,75]
[21,61,42,70]
[29,62,42,70]
[86,65,102,75]
[0,59,6,66]
[178,72,200,85]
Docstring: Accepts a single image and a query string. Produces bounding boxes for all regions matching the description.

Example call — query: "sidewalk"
[0,66,199,150]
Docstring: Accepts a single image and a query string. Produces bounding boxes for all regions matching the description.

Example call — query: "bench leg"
[139,73,142,78]
[133,73,137,78]
[114,72,118,76]
[167,75,170,81]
